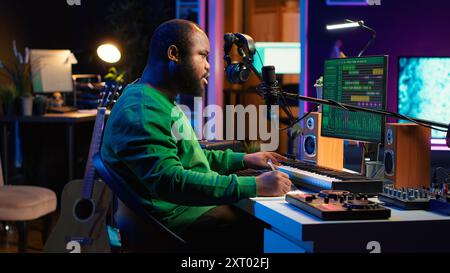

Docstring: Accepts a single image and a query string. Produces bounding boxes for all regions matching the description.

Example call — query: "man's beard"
[173,61,204,97]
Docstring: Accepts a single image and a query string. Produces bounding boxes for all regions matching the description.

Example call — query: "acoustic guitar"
[44,81,121,253]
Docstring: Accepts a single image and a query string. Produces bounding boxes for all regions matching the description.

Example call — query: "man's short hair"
[148,19,200,63]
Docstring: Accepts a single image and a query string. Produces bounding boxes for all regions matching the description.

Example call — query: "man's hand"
[243,152,288,170]
[256,171,292,197]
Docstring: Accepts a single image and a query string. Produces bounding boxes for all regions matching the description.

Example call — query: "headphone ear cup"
[226,63,240,84]
[225,63,236,83]
[226,62,250,84]
[238,65,250,83]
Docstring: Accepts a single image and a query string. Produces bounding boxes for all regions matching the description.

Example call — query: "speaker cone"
[304,135,317,157]
[384,150,394,176]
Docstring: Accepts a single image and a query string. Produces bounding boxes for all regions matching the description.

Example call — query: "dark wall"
[308,0,450,113]
[0,0,109,77]
[0,0,175,82]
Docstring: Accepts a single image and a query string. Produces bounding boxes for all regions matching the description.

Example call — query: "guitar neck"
[82,107,107,200]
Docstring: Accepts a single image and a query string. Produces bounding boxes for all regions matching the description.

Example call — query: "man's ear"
[167,45,180,63]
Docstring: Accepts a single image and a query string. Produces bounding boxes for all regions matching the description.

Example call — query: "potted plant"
[20,91,33,116]
[0,40,34,116]
[104,67,125,85]
[0,84,18,116]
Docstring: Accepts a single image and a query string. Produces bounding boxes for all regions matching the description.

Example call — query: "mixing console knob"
[305,195,316,202]
[402,192,407,199]
[324,197,329,204]
[339,196,344,203]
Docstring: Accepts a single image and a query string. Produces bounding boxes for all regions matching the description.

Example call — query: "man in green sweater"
[101,19,292,252]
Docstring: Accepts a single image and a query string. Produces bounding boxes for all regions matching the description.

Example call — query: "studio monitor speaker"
[302,112,344,170]
[384,123,431,188]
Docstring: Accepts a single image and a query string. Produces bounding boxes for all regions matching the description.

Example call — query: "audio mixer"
[378,186,430,210]
[378,184,450,215]
[286,190,391,220]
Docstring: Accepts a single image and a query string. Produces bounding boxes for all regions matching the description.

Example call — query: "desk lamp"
[326,19,377,57]
[97,43,122,64]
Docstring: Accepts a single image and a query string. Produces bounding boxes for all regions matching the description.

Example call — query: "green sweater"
[101,83,257,233]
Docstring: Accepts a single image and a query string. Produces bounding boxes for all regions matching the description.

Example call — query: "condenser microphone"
[261,66,279,120]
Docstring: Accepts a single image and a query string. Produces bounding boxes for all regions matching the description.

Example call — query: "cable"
[279,104,320,131]
[283,92,449,134]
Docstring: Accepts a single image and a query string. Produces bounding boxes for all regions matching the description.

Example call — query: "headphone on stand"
[223,33,258,84]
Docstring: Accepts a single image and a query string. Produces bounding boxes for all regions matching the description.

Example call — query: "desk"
[236,192,450,253]
[0,112,103,184]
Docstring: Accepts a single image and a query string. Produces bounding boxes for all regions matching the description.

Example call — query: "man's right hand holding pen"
[256,159,292,197]
[242,151,293,197]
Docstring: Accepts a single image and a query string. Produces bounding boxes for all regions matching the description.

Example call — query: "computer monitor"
[398,57,450,142]
[253,42,301,74]
[30,49,76,93]
[321,55,388,143]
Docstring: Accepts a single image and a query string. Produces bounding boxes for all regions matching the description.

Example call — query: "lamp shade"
[97,44,121,64]
[326,22,360,31]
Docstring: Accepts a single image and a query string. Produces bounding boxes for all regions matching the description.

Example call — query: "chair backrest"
[92,153,187,252]
[0,155,4,187]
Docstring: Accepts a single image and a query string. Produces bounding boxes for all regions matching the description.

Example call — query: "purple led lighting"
[326,0,369,6]
[431,146,450,151]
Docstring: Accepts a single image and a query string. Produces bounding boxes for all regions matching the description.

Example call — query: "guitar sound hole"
[74,199,94,221]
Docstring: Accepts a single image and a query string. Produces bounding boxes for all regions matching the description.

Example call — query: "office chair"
[0,156,57,252]
[92,153,188,253]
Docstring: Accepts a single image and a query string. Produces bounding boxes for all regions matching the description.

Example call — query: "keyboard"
[278,160,383,194]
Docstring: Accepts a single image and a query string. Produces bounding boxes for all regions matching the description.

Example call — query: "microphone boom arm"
[282,92,450,133]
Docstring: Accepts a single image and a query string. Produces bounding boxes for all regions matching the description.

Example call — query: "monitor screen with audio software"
[321,55,388,143]
[398,56,450,141]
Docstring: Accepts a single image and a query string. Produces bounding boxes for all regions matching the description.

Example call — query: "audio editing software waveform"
[321,56,387,143]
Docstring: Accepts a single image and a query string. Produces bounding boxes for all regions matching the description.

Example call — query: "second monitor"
[321,55,388,144]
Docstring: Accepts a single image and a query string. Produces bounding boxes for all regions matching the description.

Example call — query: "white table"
[236,191,450,253]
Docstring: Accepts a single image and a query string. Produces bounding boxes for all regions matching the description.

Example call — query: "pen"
[267,159,276,171]
[268,159,299,191]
